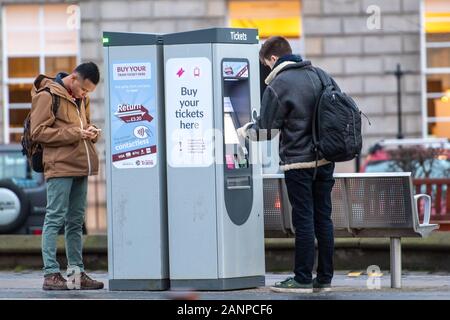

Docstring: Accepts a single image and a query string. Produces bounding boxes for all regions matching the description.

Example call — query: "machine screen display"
[223,61,249,78]
[222,59,251,170]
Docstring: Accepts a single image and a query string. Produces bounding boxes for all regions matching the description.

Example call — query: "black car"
[0,144,87,234]
[0,144,47,234]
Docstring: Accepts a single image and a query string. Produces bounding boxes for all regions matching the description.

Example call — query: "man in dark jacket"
[239,36,336,293]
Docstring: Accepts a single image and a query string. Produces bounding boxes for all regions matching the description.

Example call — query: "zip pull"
[360,111,371,126]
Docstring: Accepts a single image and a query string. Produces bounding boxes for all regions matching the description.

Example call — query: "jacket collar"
[273,54,303,69]
[265,61,297,85]
[265,60,312,85]
[54,72,69,92]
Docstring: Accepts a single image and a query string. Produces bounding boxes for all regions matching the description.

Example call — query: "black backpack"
[21,88,60,173]
[311,67,369,177]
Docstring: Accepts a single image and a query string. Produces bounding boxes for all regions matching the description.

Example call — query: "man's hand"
[237,122,254,140]
[80,126,100,140]
[80,129,95,140]
[236,122,255,155]
[86,125,101,140]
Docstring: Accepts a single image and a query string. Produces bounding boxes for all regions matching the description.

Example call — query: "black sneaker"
[270,277,313,293]
[313,278,332,292]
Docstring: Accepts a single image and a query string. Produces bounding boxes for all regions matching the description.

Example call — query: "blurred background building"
[0,0,448,233]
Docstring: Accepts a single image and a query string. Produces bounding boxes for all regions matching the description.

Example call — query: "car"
[0,144,87,234]
[0,144,47,234]
[360,138,450,229]
[361,138,450,178]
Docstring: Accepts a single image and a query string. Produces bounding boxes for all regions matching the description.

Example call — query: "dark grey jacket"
[250,59,338,168]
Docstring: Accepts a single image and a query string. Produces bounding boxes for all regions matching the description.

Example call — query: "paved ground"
[1,271,450,300]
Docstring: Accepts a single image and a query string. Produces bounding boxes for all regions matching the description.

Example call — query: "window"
[2,4,80,143]
[422,0,450,138]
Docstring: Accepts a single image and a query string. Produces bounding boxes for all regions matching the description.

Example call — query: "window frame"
[2,4,81,143]
[420,0,450,138]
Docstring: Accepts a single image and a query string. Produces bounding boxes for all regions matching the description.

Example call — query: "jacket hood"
[31,74,71,100]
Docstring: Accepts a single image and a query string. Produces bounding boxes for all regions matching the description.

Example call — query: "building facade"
[0,0,448,232]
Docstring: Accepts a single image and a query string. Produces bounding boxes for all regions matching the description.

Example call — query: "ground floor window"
[2,4,79,143]
[422,0,450,138]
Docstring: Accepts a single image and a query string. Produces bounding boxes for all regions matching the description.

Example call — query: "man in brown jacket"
[30,62,104,290]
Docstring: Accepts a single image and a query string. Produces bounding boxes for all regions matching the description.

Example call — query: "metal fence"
[414,178,450,229]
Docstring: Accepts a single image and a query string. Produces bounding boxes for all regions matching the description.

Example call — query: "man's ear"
[65,74,73,83]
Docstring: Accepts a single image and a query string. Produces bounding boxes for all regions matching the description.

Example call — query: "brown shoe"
[43,273,69,291]
[79,272,104,290]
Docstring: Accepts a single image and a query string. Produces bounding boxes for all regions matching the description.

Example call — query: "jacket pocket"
[43,146,56,171]
[86,140,99,174]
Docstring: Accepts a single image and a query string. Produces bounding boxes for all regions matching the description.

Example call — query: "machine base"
[170,276,265,291]
[109,279,170,291]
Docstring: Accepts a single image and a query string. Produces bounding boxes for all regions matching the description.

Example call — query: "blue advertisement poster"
[110,61,157,169]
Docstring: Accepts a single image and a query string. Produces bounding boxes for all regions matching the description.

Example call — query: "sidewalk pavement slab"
[0,271,450,300]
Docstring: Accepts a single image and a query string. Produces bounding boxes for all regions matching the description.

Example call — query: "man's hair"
[74,62,100,85]
[259,36,292,64]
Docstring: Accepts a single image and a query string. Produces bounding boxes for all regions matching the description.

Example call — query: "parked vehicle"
[361,138,450,178]
[0,144,47,234]
[0,144,87,234]
[360,138,450,229]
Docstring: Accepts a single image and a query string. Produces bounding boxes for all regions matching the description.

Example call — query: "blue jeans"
[42,177,87,275]
[284,163,335,285]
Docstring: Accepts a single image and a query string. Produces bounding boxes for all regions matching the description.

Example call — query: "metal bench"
[263,172,440,288]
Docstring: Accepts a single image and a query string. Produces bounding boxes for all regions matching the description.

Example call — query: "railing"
[86,160,107,234]
[414,178,450,230]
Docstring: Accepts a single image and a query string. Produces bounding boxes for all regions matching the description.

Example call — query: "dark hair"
[259,36,292,64]
[74,62,100,85]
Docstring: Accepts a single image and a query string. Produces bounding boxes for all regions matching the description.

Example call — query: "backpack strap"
[52,94,60,116]
[23,88,60,173]
[311,67,333,89]
[308,67,328,180]
[36,87,60,118]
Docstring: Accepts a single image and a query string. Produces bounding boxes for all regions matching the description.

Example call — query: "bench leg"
[390,237,402,289]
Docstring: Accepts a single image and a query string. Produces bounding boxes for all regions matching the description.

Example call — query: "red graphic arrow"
[114,104,153,123]
[140,106,153,122]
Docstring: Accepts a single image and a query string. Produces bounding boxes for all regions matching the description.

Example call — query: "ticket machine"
[163,28,265,290]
